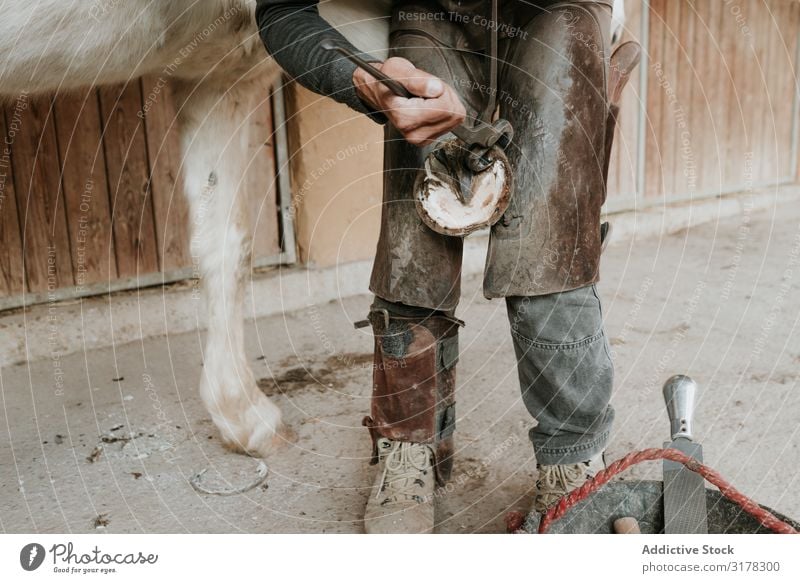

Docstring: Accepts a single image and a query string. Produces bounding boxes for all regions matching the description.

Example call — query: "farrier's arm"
[254,0,385,121]
[255,0,466,145]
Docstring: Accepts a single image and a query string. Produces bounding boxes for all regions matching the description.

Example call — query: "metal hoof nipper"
[323,39,515,237]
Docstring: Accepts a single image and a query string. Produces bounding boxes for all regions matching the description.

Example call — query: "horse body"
[0,1,268,93]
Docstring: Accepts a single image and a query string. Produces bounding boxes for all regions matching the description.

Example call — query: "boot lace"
[376,440,432,505]
[535,463,589,510]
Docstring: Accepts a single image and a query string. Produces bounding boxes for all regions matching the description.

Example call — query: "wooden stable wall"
[2,1,799,307]
[607,0,800,211]
[0,78,284,308]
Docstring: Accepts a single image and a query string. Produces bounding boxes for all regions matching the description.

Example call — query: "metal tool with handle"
[321,39,513,171]
[322,39,415,99]
[662,375,709,534]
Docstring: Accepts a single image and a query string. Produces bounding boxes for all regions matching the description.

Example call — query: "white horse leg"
[176,74,289,457]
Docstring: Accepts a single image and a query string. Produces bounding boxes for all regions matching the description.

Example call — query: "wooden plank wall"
[1,1,798,304]
[607,0,645,204]
[607,0,800,209]
[0,80,281,302]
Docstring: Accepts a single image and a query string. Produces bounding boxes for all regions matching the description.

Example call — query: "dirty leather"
[362,300,461,484]
[370,0,614,310]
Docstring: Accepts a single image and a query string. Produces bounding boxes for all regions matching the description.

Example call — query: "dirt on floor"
[1,203,799,533]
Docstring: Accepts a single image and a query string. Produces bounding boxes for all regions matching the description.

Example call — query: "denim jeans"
[506,284,614,465]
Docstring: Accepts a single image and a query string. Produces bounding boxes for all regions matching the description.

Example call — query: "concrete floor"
[2,202,799,533]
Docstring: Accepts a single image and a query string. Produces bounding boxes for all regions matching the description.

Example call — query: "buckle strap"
[363,416,381,465]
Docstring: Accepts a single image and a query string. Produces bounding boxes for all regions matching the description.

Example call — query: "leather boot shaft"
[362,306,461,484]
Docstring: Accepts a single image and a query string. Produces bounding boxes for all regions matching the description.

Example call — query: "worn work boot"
[531,452,606,514]
[364,438,436,534]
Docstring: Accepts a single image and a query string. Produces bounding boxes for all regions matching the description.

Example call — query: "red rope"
[537,448,798,534]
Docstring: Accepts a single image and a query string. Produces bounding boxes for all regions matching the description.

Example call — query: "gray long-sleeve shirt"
[255,0,386,122]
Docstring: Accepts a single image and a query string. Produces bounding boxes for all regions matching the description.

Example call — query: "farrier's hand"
[353,57,466,146]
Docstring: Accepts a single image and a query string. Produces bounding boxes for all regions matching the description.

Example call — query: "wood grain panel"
[766,0,796,182]
[607,0,643,202]
[645,0,667,200]
[659,0,682,200]
[1,78,287,306]
[750,0,772,184]
[642,0,800,200]
[245,95,281,260]
[99,82,159,278]
[793,1,800,183]
[2,1,795,305]
[54,90,117,286]
[729,0,751,189]
[620,0,644,197]
[698,0,724,196]
[0,109,26,296]
[674,0,696,198]
[10,96,73,292]
[141,76,191,272]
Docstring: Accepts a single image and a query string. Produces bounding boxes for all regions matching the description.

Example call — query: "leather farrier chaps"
[363,0,618,482]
